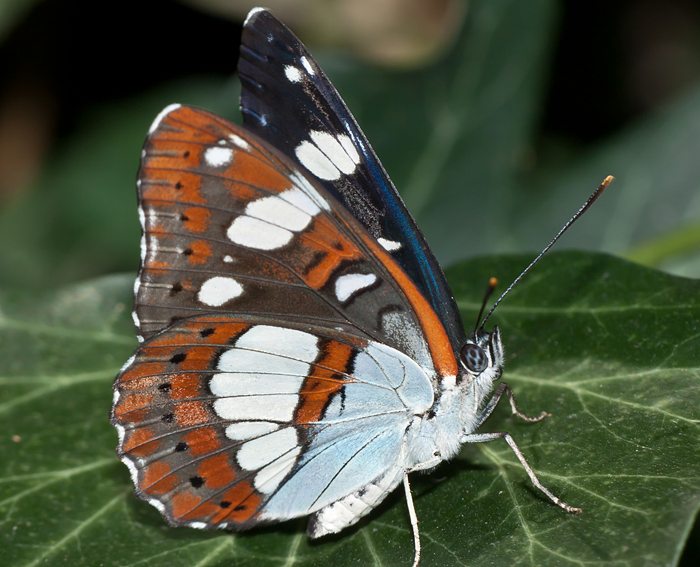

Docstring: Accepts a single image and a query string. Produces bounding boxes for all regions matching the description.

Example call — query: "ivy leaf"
[1,252,698,566]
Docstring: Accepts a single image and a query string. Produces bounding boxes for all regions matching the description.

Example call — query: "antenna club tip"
[601,175,615,188]
[488,276,499,287]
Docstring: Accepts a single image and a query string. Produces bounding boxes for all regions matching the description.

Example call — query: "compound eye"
[460,343,488,374]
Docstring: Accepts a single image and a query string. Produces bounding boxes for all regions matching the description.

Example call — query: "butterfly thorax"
[404,327,505,471]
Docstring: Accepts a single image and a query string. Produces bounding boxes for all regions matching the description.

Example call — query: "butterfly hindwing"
[238,9,465,351]
[112,314,434,529]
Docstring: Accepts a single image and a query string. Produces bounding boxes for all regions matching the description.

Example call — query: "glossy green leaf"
[2,252,698,566]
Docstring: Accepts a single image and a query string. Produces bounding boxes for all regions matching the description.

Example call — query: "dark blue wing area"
[238,8,465,350]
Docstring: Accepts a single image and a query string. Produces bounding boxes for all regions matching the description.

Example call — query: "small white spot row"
[335,273,377,302]
[197,276,243,307]
[295,130,361,181]
[188,521,207,530]
[119,354,136,374]
[148,497,166,514]
[121,456,139,485]
[114,422,125,445]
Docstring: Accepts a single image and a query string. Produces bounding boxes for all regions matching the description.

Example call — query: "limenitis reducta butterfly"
[112,7,610,566]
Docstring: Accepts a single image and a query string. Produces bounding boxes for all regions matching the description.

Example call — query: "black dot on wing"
[175,181,183,190]
[170,282,183,295]
[182,248,193,256]
[219,501,231,508]
[175,441,188,452]
[200,328,215,337]
[158,382,172,393]
[234,504,247,511]
[170,353,187,364]
[162,413,175,423]
[180,213,189,222]
[190,476,204,488]
[183,151,190,158]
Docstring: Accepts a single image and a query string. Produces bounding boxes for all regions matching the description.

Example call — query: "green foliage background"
[0,0,698,565]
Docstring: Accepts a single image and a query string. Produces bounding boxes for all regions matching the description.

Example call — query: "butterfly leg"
[475,382,550,429]
[403,473,421,567]
[460,430,582,514]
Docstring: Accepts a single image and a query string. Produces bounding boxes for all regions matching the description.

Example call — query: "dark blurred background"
[0,0,698,562]
[2,0,700,289]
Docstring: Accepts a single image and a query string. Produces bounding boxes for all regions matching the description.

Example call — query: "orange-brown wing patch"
[113,316,268,530]
[296,339,356,424]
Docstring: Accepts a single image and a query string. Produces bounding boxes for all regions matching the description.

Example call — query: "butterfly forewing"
[112,314,434,529]
[238,10,466,351]
[134,104,457,376]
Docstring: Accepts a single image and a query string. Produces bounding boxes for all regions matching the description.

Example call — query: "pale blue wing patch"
[261,340,433,520]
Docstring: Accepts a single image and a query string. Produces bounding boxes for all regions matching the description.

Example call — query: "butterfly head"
[458,326,504,383]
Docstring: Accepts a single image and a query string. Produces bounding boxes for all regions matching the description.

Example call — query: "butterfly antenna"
[474,276,499,332]
[479,175,614,330]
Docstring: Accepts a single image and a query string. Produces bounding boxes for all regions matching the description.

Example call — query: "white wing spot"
[290,171,331,211]
[247,194,313,232]
[378,237,402,251]
[198,276,243,307]
[214,394,298,421]
[335,273,378,302]
[225,421,279,441]
[279,187,320,216]
[237,427,298,471]
[121,456,139,485]
[285,65,303,83]
[188,522,207,530]
[223,255,234,263]
[300,56,315,75]
[114,422,125,444]
[204,146,233,167]
[226,325,319,365]
[227,216,293,250]
[229,134,250,150]
[310,131,357,175]
[295,140,340,180]
[337,133,361,164]
[119,354,136,373]
[295,130,361,181]
[254,446,301,493]
[147,498,166,513]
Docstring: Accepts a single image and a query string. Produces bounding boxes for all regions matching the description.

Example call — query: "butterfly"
[111,7,595,565]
